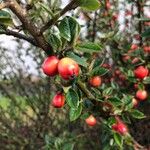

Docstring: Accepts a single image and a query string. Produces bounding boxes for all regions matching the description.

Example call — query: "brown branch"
[136,0,143,47]
[40,0,78,33]
[0,29,38,46]
[5,0,53,55]
[132,138,146,150]
[0,2,10,10]
[77,80,95,100]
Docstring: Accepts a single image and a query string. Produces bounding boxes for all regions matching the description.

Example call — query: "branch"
[136,0,143,47]
[0,29,38,46]
[40,0,78,33]
[0,2,10,10]
[5,0,53,55]
[77,80,95,100]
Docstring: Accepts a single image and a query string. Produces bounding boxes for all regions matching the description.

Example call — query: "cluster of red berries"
[41,56,103,126]
[42,56,79,80]
[133,66,149,106]
[42,56,80,108]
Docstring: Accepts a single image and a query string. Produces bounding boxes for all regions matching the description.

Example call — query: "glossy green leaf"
[48,34,62,50]
[143,77,150,84]
[66,88,79,108]
[63,142,75,150]
[58,16,80,44]
[131,109,146,119]
[93,58,105,68]
[91,67,109,76]
[141,28,150,38]
[38,2,54,17]
[67,52,88,67]
[75,42,102,53]
[80,112,90,120]
[59,17,71,41]
[0,10,13,27]
[138,18,150,22]
[69,104,82,121]
[113,133,123,148]
[108,97,122,106]
[77,0,100,11]
[103,87,113,96]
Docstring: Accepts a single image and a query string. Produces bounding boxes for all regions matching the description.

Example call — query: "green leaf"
[103,87,113,96]
[80,112,90,120]
[131,109,146,119]
[0,10,13,27]
[93,58,105,68]
[141,28,150,38]
[66,89,79,108]
[122,95,133,110]
[69,104,82,121]
[143,77,150,84]
[0,24,6,32]
[38,2,54,17]
[67,52,88,67]
[48,34,62,50]
[75,42,102,53]
[58,16,80,45]
[77,0,100,11]
[91,67,109,76]
[108,97,122,106]
[113,133,123,148]
[63,142,75,150]
[138,18,150,22]
[59,17,71,41]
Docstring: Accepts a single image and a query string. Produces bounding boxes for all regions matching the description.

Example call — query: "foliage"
[0,0,150,149]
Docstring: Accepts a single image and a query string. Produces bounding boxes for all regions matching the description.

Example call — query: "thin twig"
[77,80,95,100]
[0,29,37,46]
[0,2,10,10]
[136,0,143,47]
[5,0,53,54]
[40,0,78,33]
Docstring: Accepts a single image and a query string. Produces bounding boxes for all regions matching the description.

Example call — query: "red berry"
[131,57,140,64]
[134,83,138,89]
[52,93,65,108]
[115,69,121,75]
[89,76,102,87]
[112,121,128,135]
[134,66,149,79]
[58,57,79,80]
[122,55,130,62]
[42,56,59,76]
[136,90,148,101]
[102,63,110,69]
[132,98,139,107]
[143,46,150,53]
[131,44,138,50]
[85,115,97,126]
[134,34,140,40]
[117,122,128,135]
